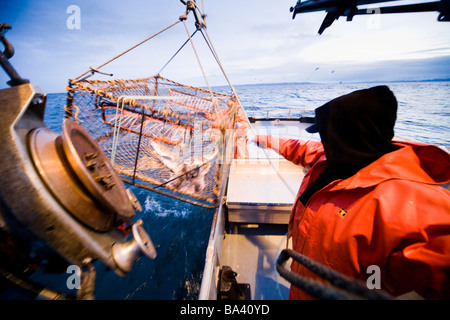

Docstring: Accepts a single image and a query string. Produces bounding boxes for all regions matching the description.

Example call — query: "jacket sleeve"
[254,134,325,169]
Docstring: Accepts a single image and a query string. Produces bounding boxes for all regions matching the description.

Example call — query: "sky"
[1,0,449,93]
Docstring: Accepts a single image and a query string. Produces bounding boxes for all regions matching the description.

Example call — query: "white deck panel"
[199,117,314,300]
[227,159,305,205]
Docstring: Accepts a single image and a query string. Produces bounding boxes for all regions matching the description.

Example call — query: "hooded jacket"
[300,86,399,205]
[254,86,450,299]
[281,138,450,299]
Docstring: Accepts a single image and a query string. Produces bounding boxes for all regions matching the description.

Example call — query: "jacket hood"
[315,85,398,177]
[299,86,399,205]
[340,142,450,189]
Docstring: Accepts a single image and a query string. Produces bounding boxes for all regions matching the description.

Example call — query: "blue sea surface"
[39,81,449,300]
[225,81,449,148]
[39,94,215,300]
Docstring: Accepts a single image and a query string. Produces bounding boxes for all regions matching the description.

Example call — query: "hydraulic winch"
[0,23,156,298]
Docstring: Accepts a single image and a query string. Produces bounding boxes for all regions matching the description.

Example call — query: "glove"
[253,134,272,149]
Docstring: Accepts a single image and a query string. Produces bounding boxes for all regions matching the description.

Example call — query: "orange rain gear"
[206,98,249,159]
[258,134,450,299]
[233,105,249,159]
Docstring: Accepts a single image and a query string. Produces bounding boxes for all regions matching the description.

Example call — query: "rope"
[182,20,215,102]
[110,98,126,165]
[200,27,298,198]
[75,19,182,81]
[157,29,198,75]
[154,161,208,189]
[182,18,223,126]
[67,2,296,209]
[64,5,235,208]
[276,249,393,300]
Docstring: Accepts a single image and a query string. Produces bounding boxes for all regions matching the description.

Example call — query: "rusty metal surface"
[61,119,135,220]
[29,127,117,231]
[0,84,127,275]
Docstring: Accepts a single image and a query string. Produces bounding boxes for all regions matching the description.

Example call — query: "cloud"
[1,0,450,92]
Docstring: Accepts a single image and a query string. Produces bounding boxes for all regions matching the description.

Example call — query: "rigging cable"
[182,20,214,102]
[200,25,298,198]
[110,98,126,165]
[74,19,182,81]
[74,1,297,199]
[157,30,198,76]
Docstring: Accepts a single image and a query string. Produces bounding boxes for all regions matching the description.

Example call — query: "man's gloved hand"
[253,134,272,149]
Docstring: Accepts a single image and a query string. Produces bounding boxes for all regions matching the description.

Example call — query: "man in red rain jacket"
[255,86,450,299]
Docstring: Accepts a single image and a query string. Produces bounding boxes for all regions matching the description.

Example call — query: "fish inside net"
[64,75,247,208]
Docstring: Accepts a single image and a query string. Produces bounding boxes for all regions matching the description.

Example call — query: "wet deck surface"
[221,223,291,300]
[214,118,311,300]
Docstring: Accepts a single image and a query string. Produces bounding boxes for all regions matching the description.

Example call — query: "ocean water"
[226,81,450,148]
[39,81,449,300]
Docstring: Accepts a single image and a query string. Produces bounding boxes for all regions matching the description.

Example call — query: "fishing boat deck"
[199,117,316,300]
[226,158,304,224]
[221,223,291,299]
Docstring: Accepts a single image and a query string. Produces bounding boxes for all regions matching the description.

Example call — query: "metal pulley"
[0,44,157,280]
[29,118,135,231]
[111,219,157,273]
